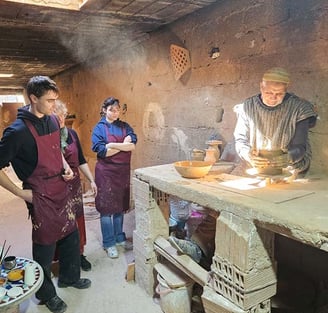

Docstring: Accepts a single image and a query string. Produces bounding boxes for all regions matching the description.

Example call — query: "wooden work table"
[134,162,328,251]
[133,162,328,311]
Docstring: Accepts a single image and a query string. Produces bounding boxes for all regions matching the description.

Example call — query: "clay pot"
[205,140,222,162]
[204,149,216,164]
[258,149,283,158]
[190,149,205,161]
[256,149,283,175]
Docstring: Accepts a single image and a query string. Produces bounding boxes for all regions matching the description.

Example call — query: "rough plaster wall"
[55,0,328,177]
[53,0,328,285]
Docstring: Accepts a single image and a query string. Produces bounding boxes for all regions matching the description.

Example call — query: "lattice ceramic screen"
[170,44,191,80]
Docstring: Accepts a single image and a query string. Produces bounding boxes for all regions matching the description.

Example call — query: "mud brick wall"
[214,212,275,272]
[132,177,169,294]
[202,286,271,313]
[55,0,328,178]
[211,211,276,309]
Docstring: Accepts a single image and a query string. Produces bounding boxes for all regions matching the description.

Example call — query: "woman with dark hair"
[91,97,137,258]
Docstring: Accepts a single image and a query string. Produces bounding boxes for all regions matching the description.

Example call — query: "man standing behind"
[0,76,91,313]
[234,67,317,177]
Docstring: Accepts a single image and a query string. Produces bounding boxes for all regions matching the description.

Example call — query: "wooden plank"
[125,262,135,282]
[154,236,209,286]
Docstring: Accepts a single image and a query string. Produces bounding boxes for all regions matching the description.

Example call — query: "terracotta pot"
[258,149,283,158]
[256,149,283,175]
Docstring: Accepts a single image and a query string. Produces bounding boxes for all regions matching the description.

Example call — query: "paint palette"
[7,286,23,298]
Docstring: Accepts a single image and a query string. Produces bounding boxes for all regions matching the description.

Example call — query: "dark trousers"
[33,229,81,302]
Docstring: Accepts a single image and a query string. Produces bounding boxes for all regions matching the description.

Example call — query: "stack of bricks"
[132,177,169,294]
[202,286,272,313]
[204,211,277,312]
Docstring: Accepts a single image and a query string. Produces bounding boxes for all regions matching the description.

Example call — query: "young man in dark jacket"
[0,76,91,313]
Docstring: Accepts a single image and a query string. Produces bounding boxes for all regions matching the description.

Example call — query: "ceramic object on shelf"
[190,149,205,161]
[204,149,216,164]
[205,140,222,162]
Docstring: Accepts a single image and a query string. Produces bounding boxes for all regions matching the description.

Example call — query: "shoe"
[80,255,92,271]
[58,278,91,289]
[116,240,133,250]
[106,246,118,258]
[168,236,202,263]
[44,295,67,313]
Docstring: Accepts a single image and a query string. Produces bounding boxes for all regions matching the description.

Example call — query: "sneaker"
[80,255,92,271]
[106,246,119,258]
[58,278,91,289]
[44,295,67,313]
[116,240,133,250]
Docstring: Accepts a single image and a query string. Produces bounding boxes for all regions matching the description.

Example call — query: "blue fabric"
[169,215,186,230]
[92,117,137,158]
[100,213,126,248]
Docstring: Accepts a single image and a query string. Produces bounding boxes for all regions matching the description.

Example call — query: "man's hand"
[17,189,33,204]
[250,150,289,169]
[62,167,74,181]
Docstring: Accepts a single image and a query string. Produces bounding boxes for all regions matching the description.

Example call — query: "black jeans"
[33,229,81,302]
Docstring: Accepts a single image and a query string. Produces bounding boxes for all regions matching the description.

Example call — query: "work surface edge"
[134,163,328,251]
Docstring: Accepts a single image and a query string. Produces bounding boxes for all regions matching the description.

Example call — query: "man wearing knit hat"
[233,67,317,177]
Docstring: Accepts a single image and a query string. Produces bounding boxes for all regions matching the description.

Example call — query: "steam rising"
[57,20,150,68]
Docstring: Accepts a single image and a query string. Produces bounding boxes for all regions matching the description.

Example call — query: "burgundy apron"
[63,129,84,218]
[95,126,131,215]
[63,128,86,251]
[25,118,77,245]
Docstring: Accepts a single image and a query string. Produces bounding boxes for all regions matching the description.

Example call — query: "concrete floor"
[0,167,162,313]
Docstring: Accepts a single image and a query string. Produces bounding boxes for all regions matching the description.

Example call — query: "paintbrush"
[0,239,6,263]
[2,245,11,262]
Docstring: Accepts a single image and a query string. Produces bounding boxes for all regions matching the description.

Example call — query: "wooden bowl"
[174,161,213,178]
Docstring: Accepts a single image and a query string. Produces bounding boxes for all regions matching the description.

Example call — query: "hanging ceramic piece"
[170,44,191,80]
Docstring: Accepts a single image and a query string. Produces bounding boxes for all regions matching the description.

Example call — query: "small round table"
[0,257,44,312]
